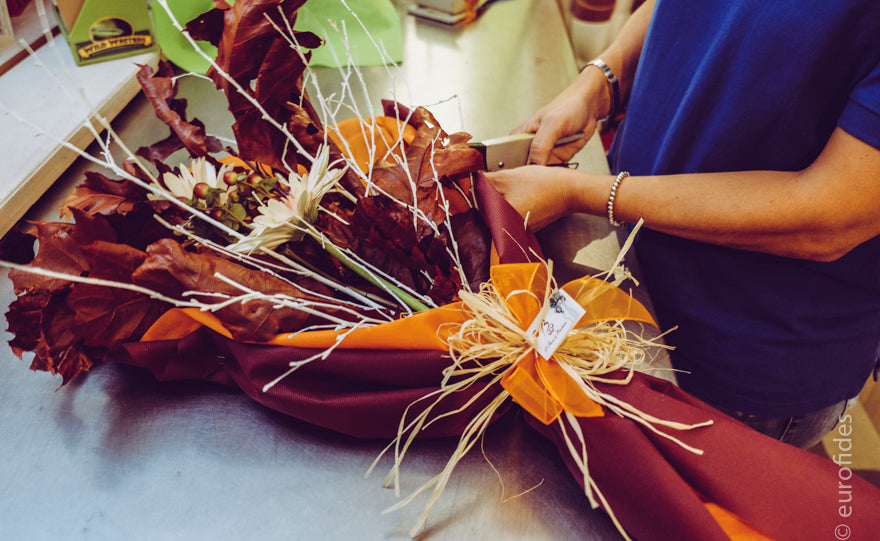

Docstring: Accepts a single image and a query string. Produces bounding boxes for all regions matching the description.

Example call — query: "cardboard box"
[0,1,14,47]
[54,0,156,65]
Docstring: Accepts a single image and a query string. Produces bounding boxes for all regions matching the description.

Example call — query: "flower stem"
[311,232,431,313]
[277,245,398,310]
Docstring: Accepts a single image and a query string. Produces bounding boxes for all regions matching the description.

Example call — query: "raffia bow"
[371,261,712,539]
[487,262,655,424]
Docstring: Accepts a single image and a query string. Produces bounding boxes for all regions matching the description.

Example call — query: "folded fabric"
[120,175,880,540]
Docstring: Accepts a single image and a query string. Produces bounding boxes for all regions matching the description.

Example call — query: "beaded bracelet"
[607,171,629,228]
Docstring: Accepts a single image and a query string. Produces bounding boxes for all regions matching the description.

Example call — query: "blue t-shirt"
[608,0,880,416]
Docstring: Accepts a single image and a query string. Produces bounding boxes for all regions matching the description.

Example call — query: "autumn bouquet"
[7,0,492,378]
[5,1,880,540]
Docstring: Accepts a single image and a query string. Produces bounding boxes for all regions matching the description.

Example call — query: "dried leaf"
[213,0,307,87]
[6,289,51,358]
[183,4,227,45]
[132,238,332,342]
[9,222,87,294]
[209,0,323,172]
[65,208,118,246]
[29,294,95,385]
[69,239,167,346]
[61,171,147,219]
[449,209,491,290]
[136,62,223,162]
[61,170,187,251]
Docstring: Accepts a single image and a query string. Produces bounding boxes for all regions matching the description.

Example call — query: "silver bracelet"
[607,171,629,228]
[586,59,620,123]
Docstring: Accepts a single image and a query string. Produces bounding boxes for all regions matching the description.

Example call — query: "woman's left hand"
[485,165,587,231]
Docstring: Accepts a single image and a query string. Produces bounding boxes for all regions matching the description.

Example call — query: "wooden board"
[0,34,157,237]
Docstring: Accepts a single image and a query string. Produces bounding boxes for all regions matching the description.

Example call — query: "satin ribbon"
[327,116,415,175]
[142,263,656,426]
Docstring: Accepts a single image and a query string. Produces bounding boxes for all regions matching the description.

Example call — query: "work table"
[0,2,657,539]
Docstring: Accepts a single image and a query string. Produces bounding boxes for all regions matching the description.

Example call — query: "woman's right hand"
[517,0,654,165]
[513,66,613,165]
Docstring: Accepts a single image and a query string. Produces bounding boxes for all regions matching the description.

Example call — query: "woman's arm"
[487,127,880,261]
[516,0,656,165]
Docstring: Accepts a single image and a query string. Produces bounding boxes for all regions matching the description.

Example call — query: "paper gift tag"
[527,289,586,360]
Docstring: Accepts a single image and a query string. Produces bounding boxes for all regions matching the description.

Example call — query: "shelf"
[0,2,157,237]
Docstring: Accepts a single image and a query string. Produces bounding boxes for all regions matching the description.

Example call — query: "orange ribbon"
[142,263,656,426]
[327,116,416,175]
[491,264,655,425]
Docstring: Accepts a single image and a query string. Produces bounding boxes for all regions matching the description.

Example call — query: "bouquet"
[5,1,880,540]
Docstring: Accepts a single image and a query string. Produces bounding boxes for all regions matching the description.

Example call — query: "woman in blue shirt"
[487,0,880,449]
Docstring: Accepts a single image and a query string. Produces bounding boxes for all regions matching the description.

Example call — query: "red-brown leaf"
[213,0,307,86]
[209,0,324,172]
[69,284,166,348]
[184,3,228,46]
[65,208,118,246]
[136,62,223,161]
[132,238,330,341]
[6,289,51,358]
[30,295,95,385]
[450,209,491,289]
[9,222,87,294]
[60,171,147,219]
[65,241,168,347]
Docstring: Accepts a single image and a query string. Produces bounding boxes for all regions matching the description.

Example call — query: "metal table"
[0,2,651,539]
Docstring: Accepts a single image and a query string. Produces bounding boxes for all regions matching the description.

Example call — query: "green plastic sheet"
[151,0,403,74]
[296,0,403,67]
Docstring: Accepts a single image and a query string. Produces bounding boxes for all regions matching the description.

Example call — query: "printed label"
[76,18,152,61]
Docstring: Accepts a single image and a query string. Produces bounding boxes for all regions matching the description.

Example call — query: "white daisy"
[150,157,234,201]
[227,146,348,252]
[285,144,348,225]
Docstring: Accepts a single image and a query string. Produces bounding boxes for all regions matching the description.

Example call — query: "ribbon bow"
[488,263,656,425]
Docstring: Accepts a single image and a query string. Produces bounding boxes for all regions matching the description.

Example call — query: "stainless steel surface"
[0,1,635,539]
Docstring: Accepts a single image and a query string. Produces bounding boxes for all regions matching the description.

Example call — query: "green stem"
[310,232,431,313]
[277,245,398,310]
[250,184,275,200]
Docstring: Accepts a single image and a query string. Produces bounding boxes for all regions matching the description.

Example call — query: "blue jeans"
[707,399,850,450]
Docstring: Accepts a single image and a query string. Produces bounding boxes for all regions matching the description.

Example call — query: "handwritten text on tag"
[526,289,586,360]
